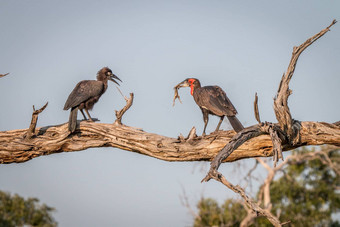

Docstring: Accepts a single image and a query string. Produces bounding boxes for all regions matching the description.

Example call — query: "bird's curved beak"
[109,74,122,86]
[176,79,190,88]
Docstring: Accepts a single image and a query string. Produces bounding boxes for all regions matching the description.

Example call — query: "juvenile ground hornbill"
[63,67,121,133]
[178,78,244,135]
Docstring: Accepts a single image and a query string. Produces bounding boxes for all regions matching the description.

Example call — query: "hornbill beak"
[109,73,122,86]
[175,79,190,88]
[172,79,190,106]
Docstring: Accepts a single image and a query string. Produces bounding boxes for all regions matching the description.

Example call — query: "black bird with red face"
[64,67,122,133]
[178,78,244,135]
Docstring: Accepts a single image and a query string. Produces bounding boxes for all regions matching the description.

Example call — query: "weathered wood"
[24,102,48,141]
[0,121,339,164]
[114,92,134,125]
[0,73,9,78]
[273,19,337,144]
[254,93,261,124]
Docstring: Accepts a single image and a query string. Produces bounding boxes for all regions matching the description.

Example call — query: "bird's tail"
[227,116,244,133]
[69,107,78,133]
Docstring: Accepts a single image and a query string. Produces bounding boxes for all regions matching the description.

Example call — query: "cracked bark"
[0,121,339,164]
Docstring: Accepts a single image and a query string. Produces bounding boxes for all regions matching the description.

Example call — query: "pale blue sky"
[0,1,339,226]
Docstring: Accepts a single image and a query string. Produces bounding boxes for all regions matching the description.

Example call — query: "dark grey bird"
[63,67,121,133]
[177,78,244,135]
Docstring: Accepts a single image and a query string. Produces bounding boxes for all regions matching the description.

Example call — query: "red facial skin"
[188,79,195,95]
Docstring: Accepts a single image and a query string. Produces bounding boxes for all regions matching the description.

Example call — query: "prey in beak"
[172,79,190,106]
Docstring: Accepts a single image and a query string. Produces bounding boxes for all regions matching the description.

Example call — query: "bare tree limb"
[288,146,340,176]
[0,121,338,164]
[24,102,48,141]
[254,93,261,124]
[207,170,283,226]
[114,92,134,125]
[273,19,337,144]
[202,123,289,182]
[0,73,9,78]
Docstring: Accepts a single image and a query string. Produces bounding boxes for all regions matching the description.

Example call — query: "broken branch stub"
[114,92,134,125]
[24,102,48,140]
[0,73,9,78]
[254,92,261,124]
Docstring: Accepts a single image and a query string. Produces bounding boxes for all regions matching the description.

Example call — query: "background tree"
[192,146,340,226]
[0,191,57,227]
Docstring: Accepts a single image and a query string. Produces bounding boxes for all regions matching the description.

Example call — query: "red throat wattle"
[188,79,195,95]
[190,85,194,95]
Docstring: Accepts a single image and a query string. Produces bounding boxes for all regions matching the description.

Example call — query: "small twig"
[116,86,128,102]
[243,159,259,191]
[114,93,134,125]
[0,73,9,78]
[254,93,261,124]
[179,186,200,220]
[186,127,197,141]
[24,102,48,140]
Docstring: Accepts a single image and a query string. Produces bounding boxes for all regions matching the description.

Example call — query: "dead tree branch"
[289,146,340,176]
[274,19,337,144]
[114,91,134,125]
[24,102,48,141]
[208,170,283,226]
[254,93,261,124]
[0,73,9,78]
[0,121,338,164]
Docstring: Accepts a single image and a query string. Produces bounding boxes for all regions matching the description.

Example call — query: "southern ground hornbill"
[174,78,244,135]
[64,67,122,133]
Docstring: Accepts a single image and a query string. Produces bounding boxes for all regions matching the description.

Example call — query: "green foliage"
[193,147,340,227]
[0,191,57,227]
[194,198,222,227]
[270,147,340,226]
[193,198,246,227]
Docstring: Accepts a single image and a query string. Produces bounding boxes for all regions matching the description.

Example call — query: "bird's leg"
[202,109,209,136]
[80,109,88,120]
[85,109,94,122]
[215,116,225,132]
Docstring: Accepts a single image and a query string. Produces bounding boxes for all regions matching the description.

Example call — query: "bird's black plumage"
[63,67,121,133]
[181,78,244,135]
